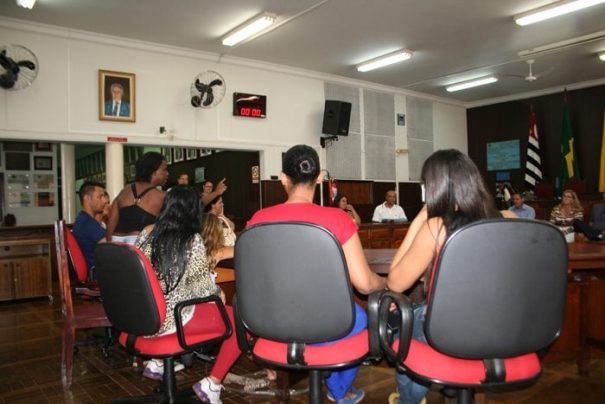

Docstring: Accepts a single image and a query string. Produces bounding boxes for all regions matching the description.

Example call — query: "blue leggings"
[396,305,430,404]
[314,303,367,400]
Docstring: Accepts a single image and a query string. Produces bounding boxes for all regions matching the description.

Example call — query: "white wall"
[0,17,467,201]
[433,102,468,153]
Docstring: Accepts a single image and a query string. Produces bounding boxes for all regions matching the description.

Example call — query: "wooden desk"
[364,243,605,375]
[364,248,395,275]
[565,242,605,375]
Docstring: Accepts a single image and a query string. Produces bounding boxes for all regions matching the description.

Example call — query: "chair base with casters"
[377,219,568,404]
[94,242,233,404]
[54,220,113,389]
[235,295,382,404]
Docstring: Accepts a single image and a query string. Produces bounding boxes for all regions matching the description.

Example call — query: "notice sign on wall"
[251,165,260,184]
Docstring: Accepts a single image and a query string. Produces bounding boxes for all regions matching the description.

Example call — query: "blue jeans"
[395,305,430,404]
[315,303,367,400]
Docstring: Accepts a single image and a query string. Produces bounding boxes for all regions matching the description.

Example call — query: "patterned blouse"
[549,205,583,235]
[135,228,220,336]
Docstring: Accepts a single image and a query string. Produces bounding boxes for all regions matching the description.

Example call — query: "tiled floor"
[1,292,605,403]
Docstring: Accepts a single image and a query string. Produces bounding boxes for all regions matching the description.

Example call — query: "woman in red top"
[247,145,385,404]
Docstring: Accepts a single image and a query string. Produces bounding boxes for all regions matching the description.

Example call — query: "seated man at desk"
[73,181,108,277]
[509,192,535,219]
[372,190,407,223]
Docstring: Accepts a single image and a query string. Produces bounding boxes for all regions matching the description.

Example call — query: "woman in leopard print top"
[135,186,241,402]
[136,228,220,335]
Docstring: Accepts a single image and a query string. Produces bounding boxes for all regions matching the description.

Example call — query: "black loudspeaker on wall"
[322,100,352,136]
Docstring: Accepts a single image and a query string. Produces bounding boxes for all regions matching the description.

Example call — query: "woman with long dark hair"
[248,145,386,404]
[135,186,238,404]
[386,149,516,404]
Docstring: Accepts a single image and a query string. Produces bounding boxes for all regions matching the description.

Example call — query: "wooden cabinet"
[0,238,52,302]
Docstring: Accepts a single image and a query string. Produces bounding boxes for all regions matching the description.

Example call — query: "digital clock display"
[233,92,266,118]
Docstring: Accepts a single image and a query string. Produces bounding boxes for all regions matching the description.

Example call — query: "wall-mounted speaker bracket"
[320,135,338,148]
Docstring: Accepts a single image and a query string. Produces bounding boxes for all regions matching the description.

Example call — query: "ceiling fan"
[504,59,554,83]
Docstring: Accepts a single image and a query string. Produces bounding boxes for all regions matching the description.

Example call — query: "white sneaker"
[174,360,185,372]
[142,359,185,380]
[193,377,223,404]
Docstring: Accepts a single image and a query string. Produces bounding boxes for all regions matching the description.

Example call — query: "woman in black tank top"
[106,152,169,242]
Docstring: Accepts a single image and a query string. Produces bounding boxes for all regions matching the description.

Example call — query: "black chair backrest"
[235,222,355,343]
[94,243,165,336]
[425,219,568,359]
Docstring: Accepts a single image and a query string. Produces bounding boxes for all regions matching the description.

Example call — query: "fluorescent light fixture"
[222,12,276,46]
[356,49,413,72]
[446,76,498,92]
[599,52,605,61]
[16,0,36,9]
[514,0,605,26]
[518,30,605,57]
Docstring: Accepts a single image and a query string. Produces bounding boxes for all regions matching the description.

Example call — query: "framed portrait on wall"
[99,69,136,122]
[162,148,172,164]
[34,142,52,151]
[186,148,197,160]
[34,156,53,171]
[195,167,206,184]
[173,148,184,163]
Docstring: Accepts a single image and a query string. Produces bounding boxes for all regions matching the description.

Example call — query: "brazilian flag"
[561,103,580,181]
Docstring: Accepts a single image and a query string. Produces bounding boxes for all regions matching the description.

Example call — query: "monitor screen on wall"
[486,140,520,171]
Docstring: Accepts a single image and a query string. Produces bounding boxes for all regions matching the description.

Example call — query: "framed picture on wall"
[99,69,136,122]
[5,152,30,170]
[195,167,206,184]
[186,148,197,160]
[36,192,55,207]
[163,148,172,164]
[34,156,53,171]
[34,142,52,151]
[173,148,184,163]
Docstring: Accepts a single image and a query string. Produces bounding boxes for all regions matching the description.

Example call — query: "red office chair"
[54,220,112,389]
[233,222,382,404]
[63,222,101,298]
[94,242,232,403]
[378,219,568,403]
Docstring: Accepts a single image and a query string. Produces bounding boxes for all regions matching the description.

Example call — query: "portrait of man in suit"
[105,83,130,117]
[99,70,136,122]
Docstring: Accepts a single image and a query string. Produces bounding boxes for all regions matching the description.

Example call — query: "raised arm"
[201,178,227,206]
[342,233,387,294]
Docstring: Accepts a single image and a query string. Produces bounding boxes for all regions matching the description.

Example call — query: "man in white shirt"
[372,190,407,222]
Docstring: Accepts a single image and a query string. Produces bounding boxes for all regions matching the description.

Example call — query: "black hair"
[78,181,105,204]
[135,151,165,182]
[282,144,320,186]
[334,194,348,207]
[421,149,499,235]
[203,195,222,213]
[147,186,203,293]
